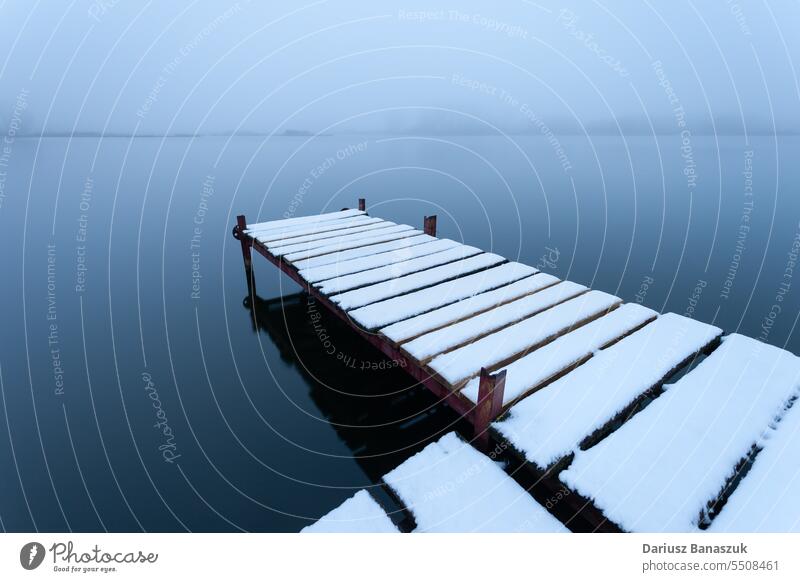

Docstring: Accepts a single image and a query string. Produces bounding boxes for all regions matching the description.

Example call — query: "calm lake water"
[1,134,799,531]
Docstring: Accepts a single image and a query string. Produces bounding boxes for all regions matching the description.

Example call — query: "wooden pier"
[234,202,800,533]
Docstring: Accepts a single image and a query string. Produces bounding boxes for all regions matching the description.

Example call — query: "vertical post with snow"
[474,367,506,451]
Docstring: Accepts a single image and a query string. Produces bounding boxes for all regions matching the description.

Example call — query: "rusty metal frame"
[233,207,506,447]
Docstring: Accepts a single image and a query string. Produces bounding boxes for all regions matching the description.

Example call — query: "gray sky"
[1,0,799,135]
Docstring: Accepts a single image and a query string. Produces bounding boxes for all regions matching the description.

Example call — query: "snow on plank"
[428,290,622,388]
[462,302,658,409]
[248,214,377,239]
[283,226,421,263]
[561,333,800,532]
[291,234,434,271]
[403,281,587,363]
[300,239,460,283]
[268,222,409,257]
[301,490,399,533]
[246,208,365,232]
[493,312,720,471]
[316,243,483,295]
[709,399,800,532]
[260,219,392,250]
[256,216,387,245]
[348,262,537,330]
[381,273,560,343]
[383,433,568,533]
[331,253,505,310]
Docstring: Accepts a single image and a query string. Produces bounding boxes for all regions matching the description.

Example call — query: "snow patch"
[383,433,568,532]
[561,333,800,532]
[301,490,399,533]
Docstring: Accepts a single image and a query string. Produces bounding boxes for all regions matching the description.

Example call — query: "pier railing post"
[423,214,437,237]
[358,198,366,212]
[234,214,256,297]
[474,367,506,452]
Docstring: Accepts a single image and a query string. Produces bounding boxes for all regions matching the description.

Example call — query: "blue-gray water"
[1,134,799,532]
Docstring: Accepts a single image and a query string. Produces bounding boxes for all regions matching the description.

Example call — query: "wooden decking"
[235,203,800,533]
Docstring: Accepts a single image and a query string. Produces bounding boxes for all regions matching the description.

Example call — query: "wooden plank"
[382,432,569,532]
[381,273,560,343]
[347,262,538,330]
[460,302,658,409]
[315,243,482,294]
[559,333,799,532]
[492,311,721,472]
[709,396,800,532]
[330,253,506,310]
[245,208,365,232]
[301,490,400,533]
[402,281,587,363]
[283,226,421,263]
[427,290,622,388]
[292,234,434,271]
[269,222,410,257]
[255,215,385,244]
[300,238,461,283]
[260,218,391,248]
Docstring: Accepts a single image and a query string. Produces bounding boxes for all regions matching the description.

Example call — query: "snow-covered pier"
[234,202,800,532]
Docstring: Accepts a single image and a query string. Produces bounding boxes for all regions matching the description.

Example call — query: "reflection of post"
[474,367,506,451]
[423,214,437,237]
[358,198,366,212]
[235,214,256,298]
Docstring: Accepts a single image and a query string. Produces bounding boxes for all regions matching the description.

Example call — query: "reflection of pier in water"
[244,291,470,483]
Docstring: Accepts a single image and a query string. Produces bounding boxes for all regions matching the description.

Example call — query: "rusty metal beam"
[233,205,517,436]
[246,235,476,420]
[234,214,256,297]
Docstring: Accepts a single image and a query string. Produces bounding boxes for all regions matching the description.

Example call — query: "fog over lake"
[1,2,799,532]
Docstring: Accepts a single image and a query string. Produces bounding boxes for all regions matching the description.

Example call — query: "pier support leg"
[234,214,256,298]
[358,198,366,212]
[474,368,506,452]
[423,214,437,237]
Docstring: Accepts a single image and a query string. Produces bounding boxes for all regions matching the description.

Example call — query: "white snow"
[291,234,434,271]
[403,281,587,363]
[380,273,560,343]
[316,244,483,295]
[246,209,365,232]
[493,312,720,470]
[283,227,422,263]
[347,262,537,330]
[269,223,411,257]
[301,490,400,533]
[251,215,381,242]
[383,433,568,533]
[331,253,505,310]
[710,399,800,532]
[561,333,800,532]
[428,290,622,387]
[258,218,390,247]
[299,239,460,283]
[462,302,658,407]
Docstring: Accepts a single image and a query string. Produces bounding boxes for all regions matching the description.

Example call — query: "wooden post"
[423,214,437,237]
[235,215,256,297]
[474,367,506,451]
[358,198,366,212]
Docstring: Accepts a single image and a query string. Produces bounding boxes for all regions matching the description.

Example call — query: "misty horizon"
[2,2,799,139]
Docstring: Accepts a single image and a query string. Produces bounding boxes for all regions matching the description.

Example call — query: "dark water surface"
[1,134,799,531]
